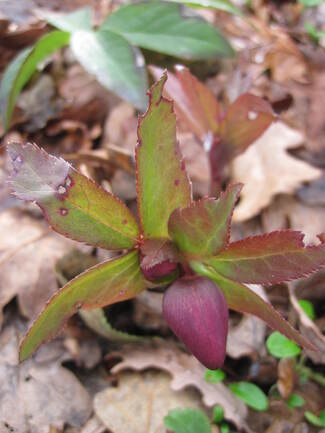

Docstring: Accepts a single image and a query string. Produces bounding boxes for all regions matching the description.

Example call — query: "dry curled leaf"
[0,320,91,433]
[0,209,79,327]
[109,343,248,429]
[232,122,321,222]
[94,371,204,433]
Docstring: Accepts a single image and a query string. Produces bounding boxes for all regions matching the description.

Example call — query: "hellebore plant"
[150,65,275,192]
[8,73,325,368]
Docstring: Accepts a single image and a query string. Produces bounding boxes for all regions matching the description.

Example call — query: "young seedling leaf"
[167,0,242,16]
[20,250,145,361]
[205,368,226,384]
[190,263,315,350]
[298,299,315,321]
[70,29,148,110]
[164,408,211,433]
[168,184,242,257]
[150,65,220,139]
[212,405,225,424]
[101,2,234,59]
[266,332,301,358]
[219,93,275,157]
[0,31,69,130]
[228,382,268,411]
[136,73,192,238]
[304,411,325,427]
[39,7,92,32]
[8,142,139,249]
[207,231,325,285]
[287,394,305,409]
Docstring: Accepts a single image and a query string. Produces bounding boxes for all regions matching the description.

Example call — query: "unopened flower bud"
[163,276,228,369]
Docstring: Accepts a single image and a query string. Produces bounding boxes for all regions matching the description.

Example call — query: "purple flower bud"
[163,276,228,369]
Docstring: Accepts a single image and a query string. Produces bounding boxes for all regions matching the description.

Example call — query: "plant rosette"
[8,73,325,368]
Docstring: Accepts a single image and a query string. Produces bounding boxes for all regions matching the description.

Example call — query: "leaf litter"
[2,1,325,432]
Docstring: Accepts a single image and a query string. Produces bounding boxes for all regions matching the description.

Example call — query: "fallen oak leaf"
[109,343,248,429]
[94,371,205,433]
[232,122,321,222]
[0,321,91,433]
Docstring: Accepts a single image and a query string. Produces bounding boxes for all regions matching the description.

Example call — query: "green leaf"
[70,29,148,110]
[287,394,305,409]
[266,332,301,359]
[191,262,315,351]
[39,7,92,32]
[220,422,230,433]
[164,408,211,433]
[168,184,242,258]
[8,142,140,250]
[101,2,234,59]
[212,405,224,423]
[0,30,69,129]
[166,0,242,16]
[136,73,192,238]
[304,411,325,427]
[79,309,143,342]
[299,0,322,7]
[305,23,325,44]
[19,250,146,361]
[298,299,315,321]
[228,382,268,411]
[205,368,226,383]
[207,231,325,285]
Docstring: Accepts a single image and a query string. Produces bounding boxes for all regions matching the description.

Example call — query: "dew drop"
[65,176,72,187]
[58,185,66,194]
[248,111,258,120]
[59,208,68,216]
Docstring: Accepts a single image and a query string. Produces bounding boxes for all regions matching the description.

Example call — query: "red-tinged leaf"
[207,231,325,285]
[168,184,242,258]
[219,93,275,157]
[8,142,139,249]
[150,65,219,139]
[190,262,315,351]
[136,73,192,238]
[20,250,146,361]
[140,238,179,281]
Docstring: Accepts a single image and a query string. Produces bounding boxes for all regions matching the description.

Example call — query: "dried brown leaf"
[94,371,204,433]
[109,343,248,429]
[232,122,321,222]
[0,321,91,433]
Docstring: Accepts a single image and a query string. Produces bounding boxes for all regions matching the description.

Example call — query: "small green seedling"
[0,1,234,130]
[304,409,325,427]
[205,368,226,384]
[298,299,315,321]
[164,408,211,433]
[266,332,302,359]
[287,394,305,409]
[228,382,268,411]
[8,73,325,368]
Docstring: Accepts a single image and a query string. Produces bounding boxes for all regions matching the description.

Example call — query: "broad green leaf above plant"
[150,65,276,191]
[7,73,325,368]
[0,1,234,130]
